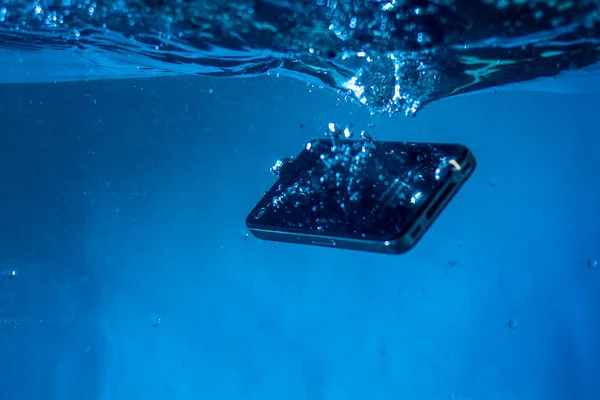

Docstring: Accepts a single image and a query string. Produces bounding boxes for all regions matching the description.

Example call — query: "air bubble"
[270,158,294,176]
[150,314,162,327]
[240,228,250,240]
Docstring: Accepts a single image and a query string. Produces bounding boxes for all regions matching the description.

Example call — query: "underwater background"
[1,73,599,399]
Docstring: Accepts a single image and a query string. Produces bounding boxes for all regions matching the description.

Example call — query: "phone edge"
[245,143,477,255]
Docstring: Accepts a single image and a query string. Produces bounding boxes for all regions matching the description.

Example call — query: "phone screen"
[250,138,470,241]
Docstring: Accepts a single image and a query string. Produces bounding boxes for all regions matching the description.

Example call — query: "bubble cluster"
[270,123,377,216]
[259,122,467,237]
[341,52,441,116]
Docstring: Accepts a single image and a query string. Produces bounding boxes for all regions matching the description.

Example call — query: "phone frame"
[246,139,477,254]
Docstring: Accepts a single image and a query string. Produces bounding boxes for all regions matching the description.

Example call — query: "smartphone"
[245,137,476,254]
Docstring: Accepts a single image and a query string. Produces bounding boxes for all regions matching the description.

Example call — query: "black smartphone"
[246,137,476,254]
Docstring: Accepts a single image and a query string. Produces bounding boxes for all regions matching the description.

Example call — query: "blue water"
[0,75,598,399]
[1,0,600,398]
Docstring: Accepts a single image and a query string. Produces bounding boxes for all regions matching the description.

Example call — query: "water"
[1,0,599,116]
[2,62,599,400]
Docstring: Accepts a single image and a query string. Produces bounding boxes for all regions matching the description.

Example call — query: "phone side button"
[310,239,337,247]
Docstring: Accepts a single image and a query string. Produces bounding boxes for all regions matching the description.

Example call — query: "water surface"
[1,0,599,115]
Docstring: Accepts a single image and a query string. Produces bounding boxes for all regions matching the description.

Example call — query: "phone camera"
[254,207,266,219]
